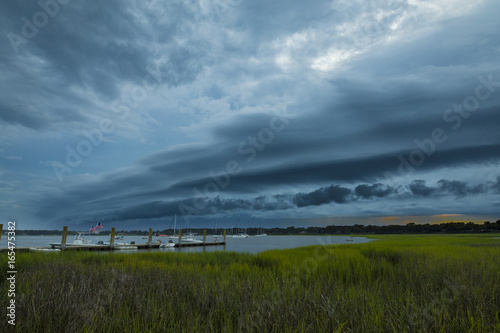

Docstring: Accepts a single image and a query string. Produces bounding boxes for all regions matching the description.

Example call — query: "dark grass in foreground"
[1,234,500,332]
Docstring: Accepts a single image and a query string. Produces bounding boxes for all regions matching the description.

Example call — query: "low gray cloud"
[355,183,395,199]
[100,195,294,223]
[437,180,485,197]
[293,185,352,207]
[409,180,438,197]
[410,179,493,198]
[489,177,500,194]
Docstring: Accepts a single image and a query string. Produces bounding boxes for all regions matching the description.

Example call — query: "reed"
[1,234,499,332]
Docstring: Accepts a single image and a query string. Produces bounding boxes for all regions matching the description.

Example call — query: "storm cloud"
[355,183,395,199]
[61,178,498,226]
[1,0,499,228]
[293,185,352,207]
[410,179,494,198]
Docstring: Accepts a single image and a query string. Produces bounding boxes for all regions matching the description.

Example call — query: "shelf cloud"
[1,0,499,229]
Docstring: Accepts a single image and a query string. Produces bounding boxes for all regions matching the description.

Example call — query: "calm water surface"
[0,234,372,254]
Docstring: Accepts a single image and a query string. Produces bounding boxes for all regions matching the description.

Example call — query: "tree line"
[9,220,500,235]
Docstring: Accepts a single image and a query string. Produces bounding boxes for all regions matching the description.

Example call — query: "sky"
[1,0,500,230]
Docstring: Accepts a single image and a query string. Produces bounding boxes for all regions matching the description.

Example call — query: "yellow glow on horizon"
[432,214,463,219]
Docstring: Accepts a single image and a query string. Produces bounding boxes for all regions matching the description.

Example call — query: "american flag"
[96,221,104,230]
[90,225,96,233]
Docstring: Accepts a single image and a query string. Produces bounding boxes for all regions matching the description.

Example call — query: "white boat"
[228,219,249,238]
[210,220,225,241]
[113,245,138,250]
[49,233,137,249]
[96,240,138,250]
[346,236,354,241]
[159,240,176,248]
[255,228,267,237]
[164,214,203,243]
[30,248,61,252]
[50,233,100,248]
[179,233,203,243]
[228,233,249,238]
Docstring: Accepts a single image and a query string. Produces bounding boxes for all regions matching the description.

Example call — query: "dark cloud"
[410,179,491,198]
[32,139,500,224]
[355,183,395,199]
[0,0,211,134]
[36,174,500,226]
[107,195,294,223]
[164,143,500,195]
[293,185,351,207]
[437,180,485,197]
[490,177,500,194]
[409,180,438,197]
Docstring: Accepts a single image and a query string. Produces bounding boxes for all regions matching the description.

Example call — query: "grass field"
[1,234,499,332]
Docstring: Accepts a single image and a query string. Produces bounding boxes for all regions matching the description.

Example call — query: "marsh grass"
[1,234,499,332]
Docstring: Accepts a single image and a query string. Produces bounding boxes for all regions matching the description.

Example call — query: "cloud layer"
[1,0,499,229]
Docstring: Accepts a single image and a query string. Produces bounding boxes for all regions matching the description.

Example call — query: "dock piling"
[110,227,115,248]
[0,224,2,242]
[61,226,68,250]
[203,229,207,244]
[178,229,182,244]
[148,228,153,246]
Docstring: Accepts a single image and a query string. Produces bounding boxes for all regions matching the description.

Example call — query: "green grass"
[1,234,500,332]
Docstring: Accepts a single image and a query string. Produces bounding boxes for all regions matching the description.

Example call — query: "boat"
[181,233,203,243]
[255,228,267,237]
[228,233,249,238]
[96,240,138,250]
[115,235,125,240]
[159,240,176,248]
[49,232,137,249]
[228,220,249,238]
[113,245,138,250]
[50,233,100,248]
[30,248,61,252]
[346,236,354,241]
[164,214,203,243]
[209,220,224,240]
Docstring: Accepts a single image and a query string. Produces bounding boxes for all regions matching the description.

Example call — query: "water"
[0,234,372,254]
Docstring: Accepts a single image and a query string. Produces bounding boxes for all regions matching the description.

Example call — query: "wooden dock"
[1,242,226,253]
[0,225,226,253]
[175,241,225,248]
[1,244,160,253]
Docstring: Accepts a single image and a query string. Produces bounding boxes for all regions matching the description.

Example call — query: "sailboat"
[210,219,224,239]
[164,214,202,243]
[228,219,249,238]
[255,227,267,237]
